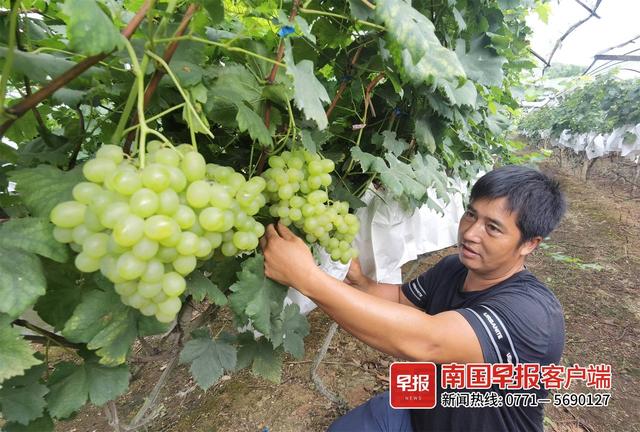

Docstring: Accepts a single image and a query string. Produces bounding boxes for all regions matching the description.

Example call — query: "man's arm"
[261,223,484,363]
[345,258,418,307]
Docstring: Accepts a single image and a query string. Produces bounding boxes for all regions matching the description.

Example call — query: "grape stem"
[122,38,173,167]
[145,49,213,139]
[0,0,22,116]
[154,36,287,68]
[121,102,186,136]
[298,8,384,31]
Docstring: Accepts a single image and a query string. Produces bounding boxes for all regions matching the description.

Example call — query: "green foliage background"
[0,0,543,428]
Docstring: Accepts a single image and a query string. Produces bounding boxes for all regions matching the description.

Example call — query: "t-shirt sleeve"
[401,256,457,309]
[456,290,562,365]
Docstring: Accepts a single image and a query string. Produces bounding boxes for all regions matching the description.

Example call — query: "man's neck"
[463,261,526,292]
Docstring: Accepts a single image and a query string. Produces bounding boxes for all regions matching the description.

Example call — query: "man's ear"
[519,236,543,257]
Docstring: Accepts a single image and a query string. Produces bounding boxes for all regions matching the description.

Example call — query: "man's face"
[457,197,534,275]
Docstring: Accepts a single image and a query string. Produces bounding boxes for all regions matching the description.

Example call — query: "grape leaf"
[8,165,84,217]
[197,0,224,24]
[0,217,69,263]
[455,37,506,88]
[179,332,236,390]
[2,413,54,432]
[0,247,46,318]
[62,284,137,366]
[351,148,449,204]
[380,130,408,156]
[348,0,375,20]
[376,0,465,84]
[415,119,436,153]
[228,254,287,338]
[171,60,204,87]
[60,0,123,56]
[0,315,42,383]
[46,360,129,419]
[283,40,330,130]
[300,129,317,153]
[34,259,87,331]
[235,103,273,148]
[236,333,283,383]
[4,111,39,144]
[186,271,227,305]
[0,47,104,85]
[0,363,48,425]
[270,304,309,359]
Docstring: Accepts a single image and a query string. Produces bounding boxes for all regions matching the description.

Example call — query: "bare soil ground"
[58,157,640,432]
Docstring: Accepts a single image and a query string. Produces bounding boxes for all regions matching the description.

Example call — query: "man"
[261,165,567,431]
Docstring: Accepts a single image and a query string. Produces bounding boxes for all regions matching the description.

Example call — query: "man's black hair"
[469,165,566,242]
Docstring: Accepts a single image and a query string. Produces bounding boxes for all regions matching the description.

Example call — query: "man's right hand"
[345,258,372,291]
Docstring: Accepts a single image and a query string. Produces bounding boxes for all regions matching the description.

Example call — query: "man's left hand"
[260,222,318,289]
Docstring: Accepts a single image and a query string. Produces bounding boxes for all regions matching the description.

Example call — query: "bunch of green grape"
[49,142,266,323]
[261,149,360,264]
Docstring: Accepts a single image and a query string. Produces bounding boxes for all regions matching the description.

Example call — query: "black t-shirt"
[401,255,565,432]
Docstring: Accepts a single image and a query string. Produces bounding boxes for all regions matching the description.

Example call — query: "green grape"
[278,184,294,200]
[113,214,145,247]
[75,252,101,273]
[198,207,224,231]
[141,259,164,282]
[155,148,181,166]
[195,237,212,257]
[221,241,237,257]
[320,173,332,187]
[288,157,304,170]
[155,311,176,323]
[53,226,73,243]
[176,231,199,256]
[158,226,181,247]
[225,172,245,193]
[289,208,303,221]
[72,182,102,204]
[181,151,206,182]
[113,170,142,196]
[308,190,328,205]
[144,215,178,240]
[173,254,196,275]
[186,180,211,208]
[290,196,305,208]
[235,188,255,208]
[210,184,233,209]
[141,164,171,192]
[116,252,146,280]
[83,158,117,183]
[209,165,234,183]
[308,160,323,176]
[83,232,109,258]
[69,242,82,253]
[128,293,149,309]
[132,237,159,261]
[157,296,182,315]
[72,224,93,245]
[162,272,186,296]
[321,159,335,173]
[133,181,155,207]
[222,230,234,242]
[83,208,104,232]
[96,144,124,164]
[301,203,315,217]
[232,231,258,250]
[89,190,117,215]
[138,281,163,299]
[330,249,341,261]
[114,281,137,297]
[50,201,86,228]
[204,232,223,249]
[152,291,167,304]
[253,222,265,238]
[173,205,196,229]
[245,176,266,193]
[140,303,158,316]
[157,246,178,263]
[107,235,128,254]
[268,155,286,169]
[307,175,322,190]
[189,218,205,236]
[157,189,180,215]
[166,166,187,192]
[100,202,130,229]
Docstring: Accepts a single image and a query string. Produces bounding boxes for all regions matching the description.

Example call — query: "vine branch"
[13,319,82,350]
[326,46,364,119]
[0,0,155,138]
